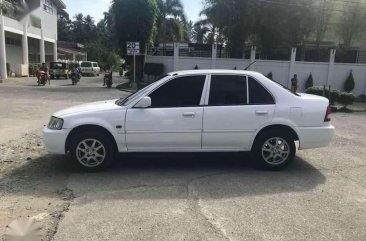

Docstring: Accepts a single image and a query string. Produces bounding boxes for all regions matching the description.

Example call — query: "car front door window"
[149,75,206,108]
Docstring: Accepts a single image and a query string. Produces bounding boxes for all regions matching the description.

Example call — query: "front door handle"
[255,110,268,115]
[182,112,195,117]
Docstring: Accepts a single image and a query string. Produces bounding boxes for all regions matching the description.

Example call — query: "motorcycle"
[70,69,81,85]
[104,70,113,88]
[36,71,49,86]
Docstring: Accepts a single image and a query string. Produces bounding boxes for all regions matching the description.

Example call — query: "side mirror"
[135,96,151,108]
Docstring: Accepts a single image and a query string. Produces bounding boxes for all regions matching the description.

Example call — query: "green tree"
[156,0,186,43]
[72,14,98,44]
[344,71,355,93]
[111,0,158,80]
[57,9,73,42]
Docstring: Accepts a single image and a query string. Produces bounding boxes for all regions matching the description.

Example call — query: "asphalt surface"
[0,75,365,241]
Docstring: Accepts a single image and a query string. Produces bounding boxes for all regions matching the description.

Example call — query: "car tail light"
[324,106,331,122]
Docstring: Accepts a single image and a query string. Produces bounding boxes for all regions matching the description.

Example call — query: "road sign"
[127,42,140,56]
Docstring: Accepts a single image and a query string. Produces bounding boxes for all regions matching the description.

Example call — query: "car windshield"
[115,75,170,106]
[81,62,92,67]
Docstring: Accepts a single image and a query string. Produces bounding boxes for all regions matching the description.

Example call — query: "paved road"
[0,76,365,241]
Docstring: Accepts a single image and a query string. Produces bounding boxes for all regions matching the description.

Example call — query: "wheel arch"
[250,124,299,151]
[65,124,118,153]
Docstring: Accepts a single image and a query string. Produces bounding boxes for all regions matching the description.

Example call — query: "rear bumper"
[297,125,335,150]
[43,128,70,154]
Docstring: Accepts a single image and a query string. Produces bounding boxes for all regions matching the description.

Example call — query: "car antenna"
[244,61,256,70]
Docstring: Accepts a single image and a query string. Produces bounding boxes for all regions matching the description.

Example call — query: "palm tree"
[156,0,186,43]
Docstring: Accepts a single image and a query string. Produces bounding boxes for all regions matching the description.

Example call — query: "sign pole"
[133,53,136,84]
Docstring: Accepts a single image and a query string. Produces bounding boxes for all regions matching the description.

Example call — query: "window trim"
[132,74,209,109]
[247,76,276,105]
[205,74,249,107]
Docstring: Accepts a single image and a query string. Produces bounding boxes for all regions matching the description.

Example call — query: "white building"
[0,0,65,79]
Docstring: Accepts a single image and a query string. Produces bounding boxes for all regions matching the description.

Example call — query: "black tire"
[252,130,296,170]
[69,131,115,172]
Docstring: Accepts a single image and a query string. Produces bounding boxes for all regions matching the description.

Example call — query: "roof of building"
[53,0,66,10]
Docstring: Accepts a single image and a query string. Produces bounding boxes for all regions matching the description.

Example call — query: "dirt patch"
[0,131,74,241]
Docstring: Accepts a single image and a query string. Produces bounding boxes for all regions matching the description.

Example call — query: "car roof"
[167,69,263,77]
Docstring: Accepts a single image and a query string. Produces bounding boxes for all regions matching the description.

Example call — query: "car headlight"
[48,116,64,130]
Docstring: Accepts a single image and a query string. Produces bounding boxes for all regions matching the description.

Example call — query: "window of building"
[43,0,54,15]
[148,75,206,108]
[209,75,247,106]
[5,37,21,47]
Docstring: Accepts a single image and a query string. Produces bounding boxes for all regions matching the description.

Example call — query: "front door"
[125,75,207,151]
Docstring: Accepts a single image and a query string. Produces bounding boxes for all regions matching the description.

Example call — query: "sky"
[63,0,203,23]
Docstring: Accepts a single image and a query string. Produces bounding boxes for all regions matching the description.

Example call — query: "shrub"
[144,63,164,78]
[305,73,314,89]
[344,71,355,92]
[266,72,273,80]
[338,92,355,108]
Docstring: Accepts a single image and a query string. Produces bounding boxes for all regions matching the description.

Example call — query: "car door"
[125,75,207,151]
[202,74,275,150]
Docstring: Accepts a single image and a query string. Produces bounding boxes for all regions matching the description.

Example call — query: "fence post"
[173,42,179,71]
[288,48,297,87]
[211,44,217,69]
[250,46,256,67]
[326,49,336,87]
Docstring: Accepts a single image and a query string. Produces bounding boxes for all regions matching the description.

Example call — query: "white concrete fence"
[145,44,366,96]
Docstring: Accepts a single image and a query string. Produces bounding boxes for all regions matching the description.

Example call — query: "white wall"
[145,55,366,96]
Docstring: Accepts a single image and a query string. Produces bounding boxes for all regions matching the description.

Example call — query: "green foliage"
[266,72,273,80]
[144,63,164,77]
[344,71,355,92]
[306,86,354,107]
[85,43,122,70]
[28,64,37,76]
[305,73,314,89]
[111,0,158,57]
[338,92,355,107]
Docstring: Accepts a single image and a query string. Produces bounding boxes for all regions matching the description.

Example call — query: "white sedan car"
[43,70,335,171]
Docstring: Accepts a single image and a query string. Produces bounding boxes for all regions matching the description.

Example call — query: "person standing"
[291,74,298,92]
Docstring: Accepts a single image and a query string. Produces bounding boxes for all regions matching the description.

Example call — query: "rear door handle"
[255,110,268,115]
[183,112,195,117]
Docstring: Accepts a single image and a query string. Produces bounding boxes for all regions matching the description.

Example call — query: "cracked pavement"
[1,76,366,241]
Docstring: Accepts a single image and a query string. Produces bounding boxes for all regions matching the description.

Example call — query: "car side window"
[248,77,275,105]
[209,75,247,106]
[148,75,206,108]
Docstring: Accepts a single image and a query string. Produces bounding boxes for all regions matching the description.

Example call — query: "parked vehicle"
[80,61,100,76]
[43,70,335,172]
[36,70,48,86]
[49,62,70,79]
[104,70,113,88]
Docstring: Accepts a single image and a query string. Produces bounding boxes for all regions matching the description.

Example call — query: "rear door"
[202,75,275,150]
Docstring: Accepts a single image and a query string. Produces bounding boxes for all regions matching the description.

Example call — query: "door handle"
[182,112,195,117]
[255,110,268,115]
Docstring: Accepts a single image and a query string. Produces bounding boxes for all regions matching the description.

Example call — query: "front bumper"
[297,124,335,150]
[43,127,71,154]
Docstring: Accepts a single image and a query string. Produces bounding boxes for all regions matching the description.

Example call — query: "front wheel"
[70,131,115,172]
[252,130,295,170]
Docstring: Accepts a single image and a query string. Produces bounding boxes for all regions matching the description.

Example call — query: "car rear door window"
[149,75,206,108]
[209,75,247,106]
[248,77,275,105]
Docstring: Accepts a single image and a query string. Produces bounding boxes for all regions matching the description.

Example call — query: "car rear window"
[93,63,98,67]
[248,77,275,105]
[81,62,92,67]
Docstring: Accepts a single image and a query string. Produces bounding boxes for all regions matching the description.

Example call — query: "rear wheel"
[70,131,115,172]
[252,130,295,170]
